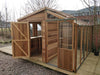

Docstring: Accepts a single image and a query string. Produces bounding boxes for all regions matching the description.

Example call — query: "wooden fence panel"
[93,25,100,49]
[77,26,92,69]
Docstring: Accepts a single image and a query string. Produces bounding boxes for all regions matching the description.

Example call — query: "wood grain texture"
[46,21,58,62]
[58,21,74,72]
[11,22,30,57]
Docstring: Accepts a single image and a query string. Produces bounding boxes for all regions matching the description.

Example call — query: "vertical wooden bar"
[11,22,14,57]
[67,22,68,48]
[80,27,83,65]
[72,20,74,71]
[89,27,91,52]
[38,37,40,52]
[33,23,37,36]
[27,22,31,57]
[46,21,49,62]
[45,10,48,63]
[86,27,90,56]
[74,23,78,72]
[90,27,92,52]
[84,27,86,58]
[33,23,35,36]
[62,21,64,68]
[57,21,60,67]
[42,10,47,63]
[42,21,47,62]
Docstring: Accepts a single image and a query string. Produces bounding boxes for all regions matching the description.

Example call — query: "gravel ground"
[0,52,65,75]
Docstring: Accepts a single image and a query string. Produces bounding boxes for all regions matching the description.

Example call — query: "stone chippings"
[0,52,64,75]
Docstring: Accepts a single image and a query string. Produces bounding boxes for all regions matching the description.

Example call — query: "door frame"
[57,20,76,72]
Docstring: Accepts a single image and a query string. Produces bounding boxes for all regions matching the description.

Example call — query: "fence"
[77,25,92,70]
[93,25,100,49]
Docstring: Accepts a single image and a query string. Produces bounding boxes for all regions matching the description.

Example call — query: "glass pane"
[30,23,33,37]
[59,22,72,49]
[47,13,58,19]
[37,24,41,36]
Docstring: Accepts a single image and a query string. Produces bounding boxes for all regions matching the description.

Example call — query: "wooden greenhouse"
[11,7,92,72]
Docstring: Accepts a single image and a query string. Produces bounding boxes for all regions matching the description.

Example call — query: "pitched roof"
[18,7,74,21]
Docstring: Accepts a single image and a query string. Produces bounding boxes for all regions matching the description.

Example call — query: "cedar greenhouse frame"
[11,7,92,72]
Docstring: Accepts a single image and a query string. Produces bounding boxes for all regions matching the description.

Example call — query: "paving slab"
[77,70,94,75]
[0,46,12,55]
[77,53,100,75]
[94,54,100,75]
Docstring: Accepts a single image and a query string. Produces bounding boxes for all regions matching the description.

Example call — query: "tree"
[0,3,11,40]
[0,12,4,38]
[81,0,99,24]
[24,0,57,14]
[81,0,100,53]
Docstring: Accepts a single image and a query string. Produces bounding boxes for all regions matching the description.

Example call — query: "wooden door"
[46,21,58,62]
[11,22,30,57]
[58,21,74,72]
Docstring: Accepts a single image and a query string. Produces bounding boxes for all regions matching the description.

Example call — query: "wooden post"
[80,27,83,65]
[86,27,89,56]
[74,24,78,72]
[42,21,47,63]
[42,10,47,63]
[84,27,86,59]
[11,22,14,57]
[90,27,92,52]
[32,23,37,36]
[57,21,60,67]
[27,22,31,57]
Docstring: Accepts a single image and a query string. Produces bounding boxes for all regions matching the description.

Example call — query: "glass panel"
[37,24,41,36]
[47,13,58,19]
[30,23,33,37]
[59,22,72,49]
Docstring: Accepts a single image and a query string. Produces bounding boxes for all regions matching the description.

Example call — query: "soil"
[0,44,65,75]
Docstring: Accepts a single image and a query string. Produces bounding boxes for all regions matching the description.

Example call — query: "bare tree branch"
[23,0,57,14]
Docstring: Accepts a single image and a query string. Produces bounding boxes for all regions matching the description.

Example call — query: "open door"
[58,21,74,72]
[11,22,30,58]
